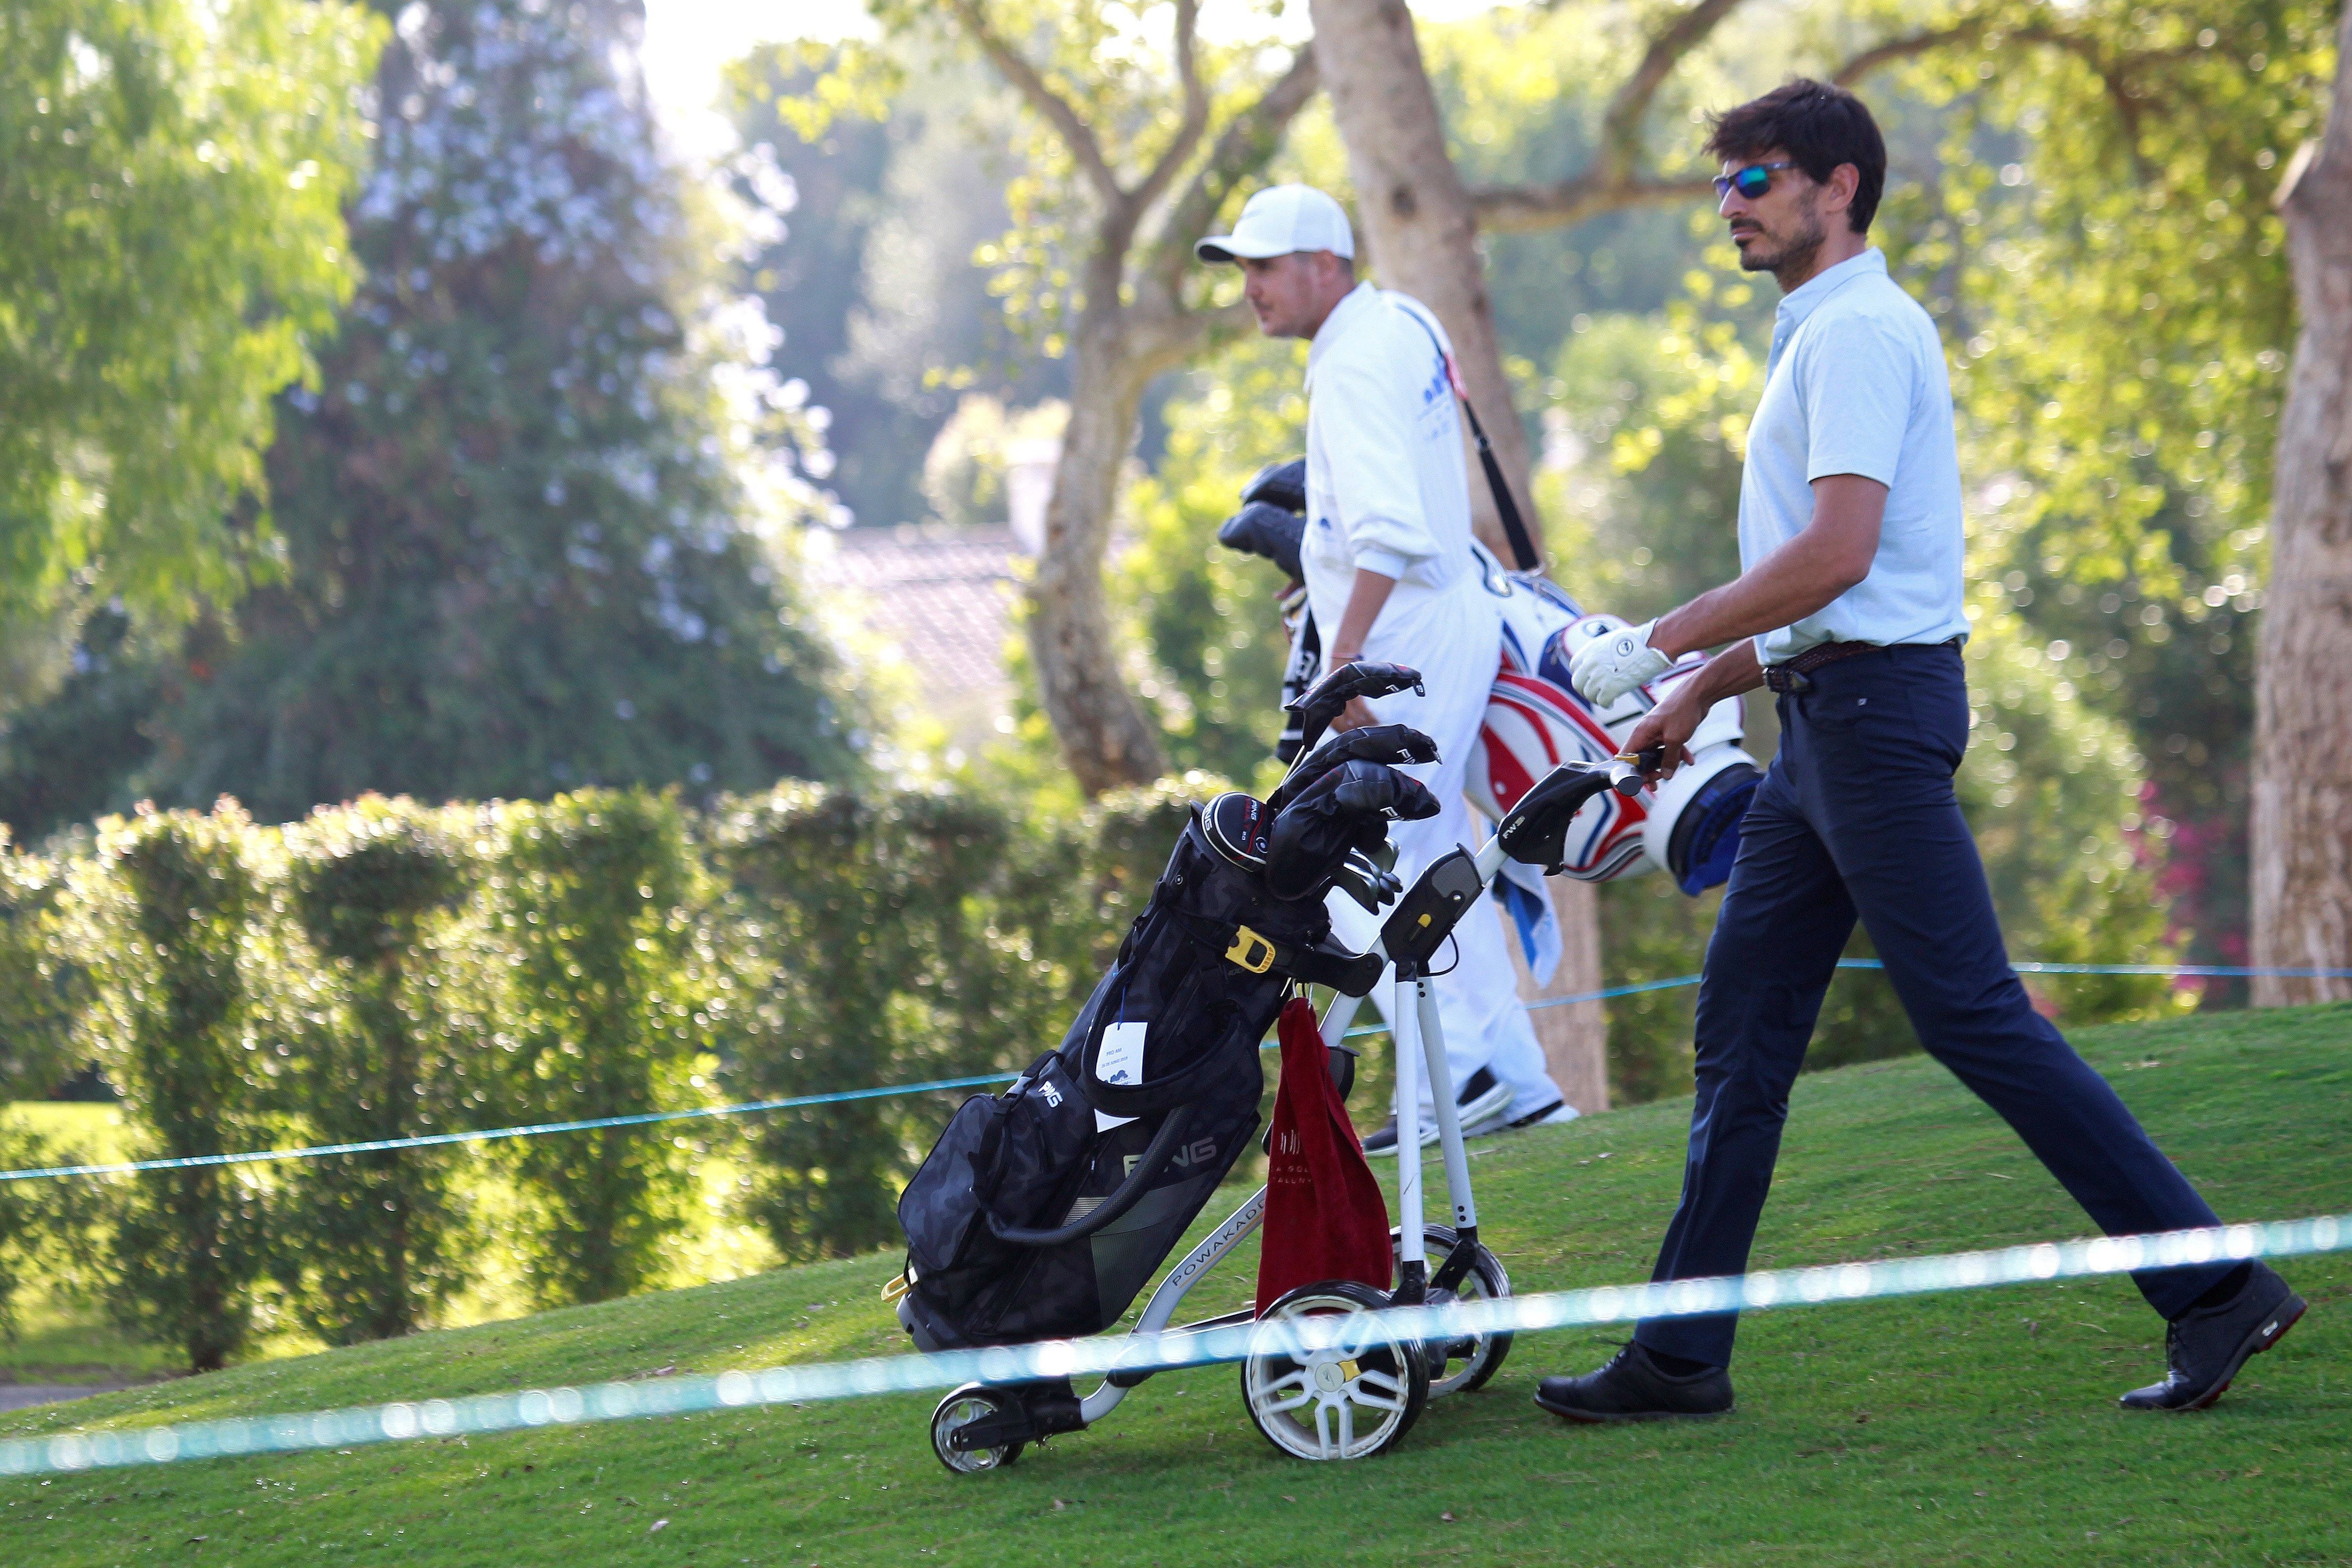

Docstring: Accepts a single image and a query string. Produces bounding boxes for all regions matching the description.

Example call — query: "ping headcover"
[1218,458,1308,582]
[1267,723,1439,813]
[1217,501,1307,582]
[1199,791,1273,871]
[1263,760,1441,902]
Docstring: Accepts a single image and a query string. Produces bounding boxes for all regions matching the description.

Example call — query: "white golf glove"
[1569,619,1672,706]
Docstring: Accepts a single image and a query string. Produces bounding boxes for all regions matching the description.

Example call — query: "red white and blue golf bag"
[1475,569,1762,895]
[1231,456,1763,902]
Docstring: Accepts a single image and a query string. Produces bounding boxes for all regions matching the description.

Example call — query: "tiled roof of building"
[814,524,1020,698]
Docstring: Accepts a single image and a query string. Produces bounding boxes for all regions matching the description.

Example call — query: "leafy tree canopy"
[0,0,381,673]
[724,40,1067,530]
[0,0,862,833]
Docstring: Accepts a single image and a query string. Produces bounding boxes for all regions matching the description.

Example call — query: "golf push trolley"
[904,663,1650,1469]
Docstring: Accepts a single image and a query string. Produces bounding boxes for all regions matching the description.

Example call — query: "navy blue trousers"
[1633,642,2231,1369]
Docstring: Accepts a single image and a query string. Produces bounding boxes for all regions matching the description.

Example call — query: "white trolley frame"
[1072,829,1525,1432]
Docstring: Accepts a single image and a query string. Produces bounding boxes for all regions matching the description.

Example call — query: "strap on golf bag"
[1167,913,1383,1000]
[1399,305,1541,573]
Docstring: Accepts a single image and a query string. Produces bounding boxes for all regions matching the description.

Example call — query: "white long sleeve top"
[1299,282,1480,643]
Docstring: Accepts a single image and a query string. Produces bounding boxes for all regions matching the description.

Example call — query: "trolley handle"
[1609,746,1665,794]
[983,1104,1195,1249]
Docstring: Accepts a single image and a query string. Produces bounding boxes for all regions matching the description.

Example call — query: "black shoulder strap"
[1398,303,1542,573]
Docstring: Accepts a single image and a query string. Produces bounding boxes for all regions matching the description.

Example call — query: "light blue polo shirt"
[1738,248,1969,664]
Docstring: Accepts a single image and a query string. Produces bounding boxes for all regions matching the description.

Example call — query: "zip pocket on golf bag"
[896,1076,1263,1352]
[899,1050,1096,1279]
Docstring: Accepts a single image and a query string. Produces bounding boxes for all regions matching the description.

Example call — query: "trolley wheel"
[1392,1224,1513,1396]
[930,1384,1024,1475]
[1241,1280,1430,1461]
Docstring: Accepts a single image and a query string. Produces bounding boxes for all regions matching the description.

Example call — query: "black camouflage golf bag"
[894,795,1390,1352]
[895,663,1435,1356]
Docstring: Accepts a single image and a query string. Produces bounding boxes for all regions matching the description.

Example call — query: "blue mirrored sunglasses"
[1713,160,1796,200]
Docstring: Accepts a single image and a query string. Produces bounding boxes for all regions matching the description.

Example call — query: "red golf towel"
[1256,997,1392,1314]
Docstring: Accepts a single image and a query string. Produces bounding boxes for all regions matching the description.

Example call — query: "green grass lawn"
[5,1004,2349,1566]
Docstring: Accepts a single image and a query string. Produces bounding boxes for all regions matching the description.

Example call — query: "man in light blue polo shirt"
[1538,80,2304,1424]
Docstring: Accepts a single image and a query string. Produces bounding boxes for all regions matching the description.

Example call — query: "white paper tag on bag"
[1096,1021,1148,1085]
[1093,1020,1146,1132]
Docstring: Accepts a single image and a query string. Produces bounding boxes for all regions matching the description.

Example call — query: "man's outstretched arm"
[1650,475,1888,656]
[1600,475,1889,775]
[1571,474,1889,708]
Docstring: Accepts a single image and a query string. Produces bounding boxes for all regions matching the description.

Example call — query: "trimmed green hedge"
[708,776,1203,1264]
[273,798,480,1343]
[73,806,279,1372]
[492,791,712,1307]
[0,777,1227,1365]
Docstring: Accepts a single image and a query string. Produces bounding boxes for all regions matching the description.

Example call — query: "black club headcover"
[1285,661,1425,755]
[1263,761,1441,902]
[1266,724,1440,813]
[1241,457,1306,514]
[1216,500,1307,582]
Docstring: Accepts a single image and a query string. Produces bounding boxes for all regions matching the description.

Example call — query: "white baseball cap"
[1195,184,1356,263]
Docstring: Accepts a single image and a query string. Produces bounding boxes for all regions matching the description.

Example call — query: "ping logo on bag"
[1040,1082,1063,1108]
[1124,1137,1219,1177]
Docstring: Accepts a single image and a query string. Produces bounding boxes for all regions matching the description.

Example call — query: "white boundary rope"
[5,1212,2340,1480]
[11,958,2339,1186]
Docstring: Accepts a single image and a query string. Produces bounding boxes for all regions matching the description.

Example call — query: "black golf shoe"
[2120,1261,2306,1411]
[1362,1067,1512,1157]
[1534,1342,1735,1423]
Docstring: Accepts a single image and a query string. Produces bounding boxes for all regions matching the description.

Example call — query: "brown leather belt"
[1761,640,1880,693]
[1763,636,1962,693]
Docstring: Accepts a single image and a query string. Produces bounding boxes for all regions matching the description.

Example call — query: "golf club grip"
[983,1104,1195,1249]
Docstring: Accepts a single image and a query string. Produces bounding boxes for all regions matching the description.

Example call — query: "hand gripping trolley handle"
[928,752,1642,1468]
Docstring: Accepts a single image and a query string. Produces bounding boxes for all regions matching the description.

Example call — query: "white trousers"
[1355,584,1564,1119]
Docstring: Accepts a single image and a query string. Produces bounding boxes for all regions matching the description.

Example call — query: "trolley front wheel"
[1393,1224,1513,1396]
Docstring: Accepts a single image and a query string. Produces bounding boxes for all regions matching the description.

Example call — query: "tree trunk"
[1306,0,1541,568]
[1308,0,1605,1096]
[2252,11,2352,1008]
[382,973,416,1337]
[1027,296,1167,795]
[938,7,1316,795]
[1502,878,1610,1114]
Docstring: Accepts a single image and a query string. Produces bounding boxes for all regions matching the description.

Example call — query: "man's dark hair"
[1706,79,1886,234]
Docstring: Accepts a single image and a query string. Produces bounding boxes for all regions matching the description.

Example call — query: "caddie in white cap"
[1194,183,1359,264]
[1198,186,1576,1150]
